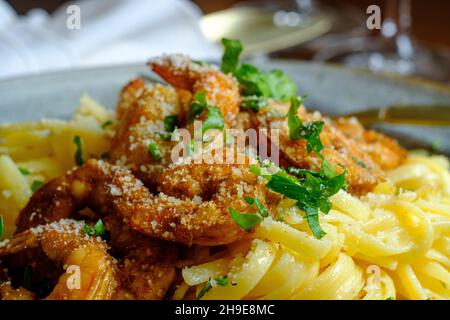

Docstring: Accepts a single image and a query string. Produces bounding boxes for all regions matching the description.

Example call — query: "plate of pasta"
[0,39,449,300]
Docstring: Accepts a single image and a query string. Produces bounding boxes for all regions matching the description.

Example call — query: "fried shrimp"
[17,159,262,246]
[255,101,391,194]
[149,54,241,123]
[0,219,118,300]
[155,159,267,241]
[334,117,407,170]
[15,166,180,300]
[109,79,180,190]
[103,215,178,300]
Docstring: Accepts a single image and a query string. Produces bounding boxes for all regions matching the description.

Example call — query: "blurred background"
[1,0,450,82]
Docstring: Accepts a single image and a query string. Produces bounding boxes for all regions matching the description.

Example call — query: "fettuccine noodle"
[180,153,450,300]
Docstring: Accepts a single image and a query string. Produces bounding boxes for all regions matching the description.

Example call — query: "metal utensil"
[341,105,450,126]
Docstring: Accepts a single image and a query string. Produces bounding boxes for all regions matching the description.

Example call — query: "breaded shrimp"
[16,159,263,246]
[255,101,389,194]
[149,54,240,123]
[334,117,407,170]
[0,219,118,300]
[103,215,179,300]
[16,187,179,299]
[109,79,181,190]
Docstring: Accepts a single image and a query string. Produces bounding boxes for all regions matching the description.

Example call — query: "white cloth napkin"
[0,0,219,79]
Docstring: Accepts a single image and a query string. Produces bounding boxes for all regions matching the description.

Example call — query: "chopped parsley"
[244,196,269,217]
[221,39,297,104]
[187,92,207,122]
[155,132,172,141]
[218,39,346,239]
[73,135,84,166]
[284,96,347,221]
[249,97,347,238]
[214,276,229,287]
[252,162,346,239]
[187,91,224,134]
[431,140,442,152]
[351,156,367,168]
[101,120,113,130]
[18,167,30,176]
[196,282,212,300]
[229,196,269,231]
[202,106,224,134]
[196,276,229,300]
[31,180,44,193]
[164,115,178,133]
[386,297,394,300]
[148,142,162,161]
[320,157,339,178]
[228,208,263,232]
[0,215,3,237]
[220,38,243,74]
[236,65,297,102]
[192,59,206,65]
[287,96,324,154]
[286,97,347,184]
[241,96,269,112]
[83,219,106,237]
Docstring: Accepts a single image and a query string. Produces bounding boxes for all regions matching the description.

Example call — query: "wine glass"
[313,0,450,82]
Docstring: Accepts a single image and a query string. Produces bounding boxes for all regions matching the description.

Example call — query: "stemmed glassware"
[313,0,449,82]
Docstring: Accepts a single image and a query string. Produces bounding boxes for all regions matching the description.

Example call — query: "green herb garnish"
[228,208,263,232]
[241,96,269,112]
[244,196,269,217]
[196,282,212,300]
[229,195,269,232]
[187,92,207,122]
[351,156,368,169]
[31,180,44,193]
[236,65,297,102]
[101,120,113,130]
[287,96,324,154]
[431,140,442,152]
[73,135,84,166]
[83,219,106,237]
[196,276,229,300]
[187,91,224,134]
[164,115,178,133]
[254,162,346,239]
[221,39,297,103]
[155,132,172,141]
[319,157,338,178]
[192,59,206,65]
[202,106,224,134]
[148,142,162,161]
[215,275,229,287]
[221,38,243,74]
[0,215,3,237]
[18,167,30,176]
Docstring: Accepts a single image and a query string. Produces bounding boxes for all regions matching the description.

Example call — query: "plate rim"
[1,59,450,95]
